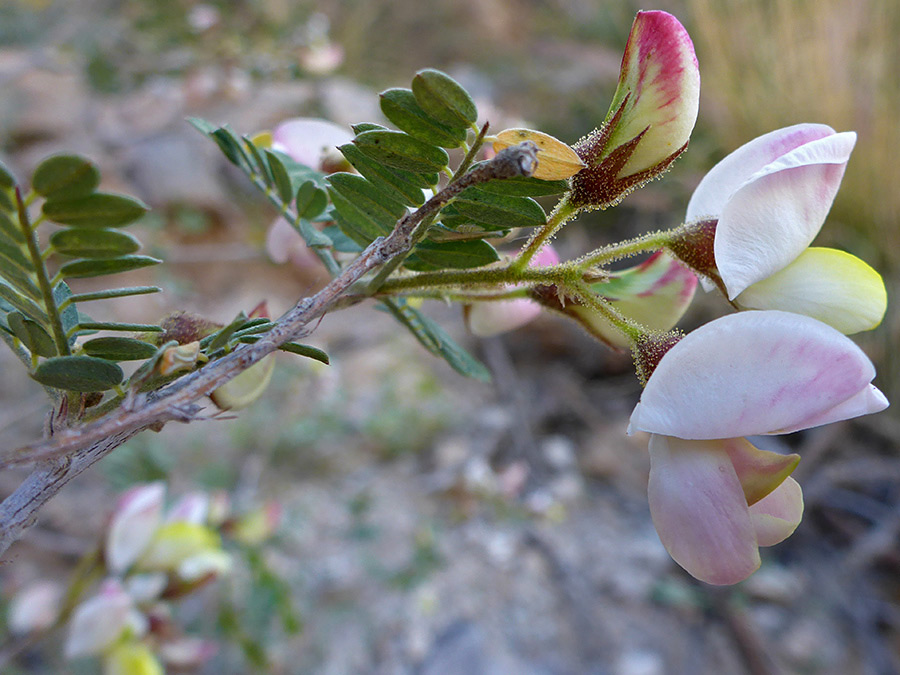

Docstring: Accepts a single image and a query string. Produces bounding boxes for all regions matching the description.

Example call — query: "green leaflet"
[59,255,162,279]
[278,342,330,364]
[0,212,25,244]
[43,192,149,228]
[53,281,80,345]
[0,159,15,189]
[452,187,546,229]
[382,299,491,381]
[67,286,161,304]
[406,239,499,271]
[32,355,123,391]
[353,130,449,174]
[32,154,100,200]
[380,88,467,148]
[411,69,478,131]
[338,143,428,207]
[82,336,159,361]
[295,181,328,220]
[327,172,407,244]
[7,311,56,357]
[264,149,294,203]
[50,228,141,258]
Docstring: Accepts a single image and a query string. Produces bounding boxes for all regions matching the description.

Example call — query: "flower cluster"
[247,10,889,586]
[453,11,890,584]
[9,483,280,674]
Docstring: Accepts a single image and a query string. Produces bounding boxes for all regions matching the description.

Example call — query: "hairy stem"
[511,195,578,271]
[577,228,675,268]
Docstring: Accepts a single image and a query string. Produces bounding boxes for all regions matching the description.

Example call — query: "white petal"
[647,435,760,585]
[166,493,209,525]
[629,310,881,439]
[65,580,133,658]
[686,124,836,222]
[715,132,857,298]
[105,482,165,574]
[774,383,888,434]
[271,118,353,169]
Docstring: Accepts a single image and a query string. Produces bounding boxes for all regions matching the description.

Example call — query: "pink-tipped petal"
[686,124,837,222]
[271,118,354,169]
[715,132,856,297]
[604,11,700,177]
[166,493,209,525]
[750,477,804,547]
[774,383,889,434]
[466,298,542,337]
[106,482,166,574]
[629,311,880,439]
[722,437,799,505]
[648,435,760,585]
[64,580,133,658]
[578,251,697,348]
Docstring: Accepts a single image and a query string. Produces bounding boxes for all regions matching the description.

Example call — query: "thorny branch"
[0,141,539,557]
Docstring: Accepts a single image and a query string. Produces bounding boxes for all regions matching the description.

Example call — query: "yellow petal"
[493,128,585,180]
[735,247,887,334]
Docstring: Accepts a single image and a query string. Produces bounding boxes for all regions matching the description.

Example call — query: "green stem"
[512,196,578,271]
[577,229,676,268]
[390,287,533,304]
[380,261,579,294]
[570,280,643,344]
[15,189,70,357]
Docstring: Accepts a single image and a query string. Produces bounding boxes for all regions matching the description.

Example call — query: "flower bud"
[227,501,282,546]
[564,252,697,348]
[569,11,700,210]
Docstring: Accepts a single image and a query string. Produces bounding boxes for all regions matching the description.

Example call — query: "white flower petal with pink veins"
[628,310,888,440]
[647,434,761,585]
[64,579,134,658]
[686,125,855,298]
[105,482,166,574]
[166,492,209,525]
[271,118,353,168]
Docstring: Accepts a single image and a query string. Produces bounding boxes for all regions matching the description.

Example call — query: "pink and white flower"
[676,124,886,334]
[628,310,888,584]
